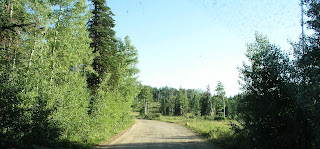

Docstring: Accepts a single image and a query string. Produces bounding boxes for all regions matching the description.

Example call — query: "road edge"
[94,119,138,148]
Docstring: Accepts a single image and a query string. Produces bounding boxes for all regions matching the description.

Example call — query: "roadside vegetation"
[0,0,139,148]
[159,116,235,145]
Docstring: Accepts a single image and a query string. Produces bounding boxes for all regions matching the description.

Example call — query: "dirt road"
[96,119,220,149]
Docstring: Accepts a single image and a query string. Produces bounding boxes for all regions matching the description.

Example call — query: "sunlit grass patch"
[159,116,240,147]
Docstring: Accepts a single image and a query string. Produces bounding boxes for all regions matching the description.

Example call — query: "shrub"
[144,113,162,120]
[208,126,230,140]
[144,113,153,120]
[154,113,162,119]
[214,116,226,121]
[188,114,196,119]
[204,115,214,121]
[139,108,145,117]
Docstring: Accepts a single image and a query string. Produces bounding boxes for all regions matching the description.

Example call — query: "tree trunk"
[213,103,216,117]
[25,33,36,92]
[210,99,214,117]
[8,1,14,71]
[50,4,62,84]
[223,96,226,117]
[7,37,12,69]
[12,45,16,71]
[9,0,13,18]
[27,33,36,74]
[144,101,148,115]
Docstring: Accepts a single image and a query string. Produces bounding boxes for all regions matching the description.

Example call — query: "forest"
[1,0,140,148]
[1,0,320,149]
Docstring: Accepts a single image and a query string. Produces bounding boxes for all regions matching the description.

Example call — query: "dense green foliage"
[87,0,117,92]
[294,0,320,147]
[234,1,320,148]
[238,33,300,148]
[0,0,139,148]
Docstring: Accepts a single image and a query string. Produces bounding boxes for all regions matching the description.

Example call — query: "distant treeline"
[133,83,240,120]
[0,0,140,148]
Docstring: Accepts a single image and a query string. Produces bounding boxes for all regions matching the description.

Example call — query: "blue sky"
[108,0,304,96]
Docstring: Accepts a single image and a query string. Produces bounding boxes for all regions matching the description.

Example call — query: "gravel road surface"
[96,119,220,149]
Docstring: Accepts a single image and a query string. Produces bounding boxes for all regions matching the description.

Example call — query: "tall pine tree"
[87,0,117,92]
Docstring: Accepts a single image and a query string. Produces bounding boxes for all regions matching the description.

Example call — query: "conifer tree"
[87,0,118,92]
[176,89,189,116]
[192,93,201,116]
[215,81,226,117]
[201,85,211,116]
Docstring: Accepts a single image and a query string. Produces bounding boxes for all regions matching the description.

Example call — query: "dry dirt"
[96,119,220,149]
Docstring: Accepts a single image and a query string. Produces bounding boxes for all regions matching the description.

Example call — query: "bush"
[144,113,152,120]
[203,115,214,121]
[214,116,226,121]
[217,112,224,116]
[154,113,162,119]
[188,114,196,119]
[139,108,145,117]
[144,113,162,120]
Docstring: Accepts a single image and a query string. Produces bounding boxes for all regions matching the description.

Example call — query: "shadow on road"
[96,142,217,149]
